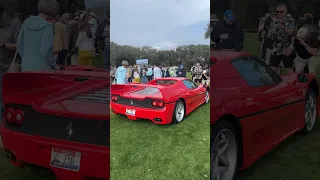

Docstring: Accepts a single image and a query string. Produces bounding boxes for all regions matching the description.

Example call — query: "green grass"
[238,33,320,179]
[0,54,104,180]
[110,72,210,180]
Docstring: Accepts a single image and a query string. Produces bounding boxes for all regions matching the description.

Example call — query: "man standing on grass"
[284,27,320,76]
[295,7,316,74]
[211,10,244,51]
[153,65,162,79]
[267,3,295,74]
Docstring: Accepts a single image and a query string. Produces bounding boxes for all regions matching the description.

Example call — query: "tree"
[110,42,209,71]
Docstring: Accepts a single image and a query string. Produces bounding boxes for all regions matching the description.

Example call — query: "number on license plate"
[126,109,135,116]
[50,148,81,172]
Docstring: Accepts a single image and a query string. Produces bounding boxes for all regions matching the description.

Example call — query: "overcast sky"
[110,0,210,50]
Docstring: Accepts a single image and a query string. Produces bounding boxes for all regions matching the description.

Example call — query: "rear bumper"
[1,127,109,180]
[110,102,175,124]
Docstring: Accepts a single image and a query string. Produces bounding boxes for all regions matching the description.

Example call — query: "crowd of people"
[111,61,210,85]
[212,4,320,76]
[111,61,187,84]
[0,0,109,73]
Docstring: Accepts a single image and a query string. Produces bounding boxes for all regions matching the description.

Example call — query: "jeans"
[104,42,110,70]
[142,75,147,83]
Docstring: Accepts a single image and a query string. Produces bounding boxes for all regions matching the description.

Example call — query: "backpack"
[96,20,107,50]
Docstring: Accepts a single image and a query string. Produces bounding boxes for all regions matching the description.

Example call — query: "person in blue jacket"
[17,0,60,72]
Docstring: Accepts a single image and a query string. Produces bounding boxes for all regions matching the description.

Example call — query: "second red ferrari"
[211,50,319,180]
[111,78,210,124]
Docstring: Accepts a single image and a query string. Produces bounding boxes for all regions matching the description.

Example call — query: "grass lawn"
[110,72,210,180]
[238,33,320,179]
[0,55,104,180]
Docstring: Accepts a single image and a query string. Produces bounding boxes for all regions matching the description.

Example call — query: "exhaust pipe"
[4,150,16,162]
[153,118,162,122]
[4,151,9,159]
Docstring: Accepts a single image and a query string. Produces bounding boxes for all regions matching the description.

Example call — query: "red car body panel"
[1,68,110,180]
[210,50,319,169]
[111,78,208,124]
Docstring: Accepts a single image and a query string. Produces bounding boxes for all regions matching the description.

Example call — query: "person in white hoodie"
[75,12,95,66]
[153,65,162,79]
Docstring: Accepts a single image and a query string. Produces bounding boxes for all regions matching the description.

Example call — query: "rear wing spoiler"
[3,71,109,98]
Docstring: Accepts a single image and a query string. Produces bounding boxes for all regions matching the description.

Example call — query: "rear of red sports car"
[111,83,176,124]
[1,70,110,180]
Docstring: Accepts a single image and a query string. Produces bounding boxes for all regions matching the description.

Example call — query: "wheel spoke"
[219,154,229,166]
[218,136,229,155]
[211,129,237,180]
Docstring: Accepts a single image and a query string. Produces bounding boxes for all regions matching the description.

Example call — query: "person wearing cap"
[176,64,186,78]
[211,10,244,51]
[284,27,320,75]
[267,3,296,74]
[115,60,129,84]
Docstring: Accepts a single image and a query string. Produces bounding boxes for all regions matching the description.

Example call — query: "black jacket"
[211,20,244,51]
[176,68,186,77]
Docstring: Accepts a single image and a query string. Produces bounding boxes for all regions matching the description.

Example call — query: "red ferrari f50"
[1,68,110,180]
[211,50,319,180]
[111,78,209,124]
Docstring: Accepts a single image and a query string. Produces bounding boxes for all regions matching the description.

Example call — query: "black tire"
[211,120,239,180]
[172,99,185,124]
[303,88,317,134]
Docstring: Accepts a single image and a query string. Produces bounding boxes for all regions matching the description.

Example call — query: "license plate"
[50,148,81,172]
[126,109,136,116]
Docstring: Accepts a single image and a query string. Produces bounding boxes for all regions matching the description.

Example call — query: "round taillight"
[158,101,165,107]
[4,108,14,122]
[152,101,158,107]
[112,96,118,101]
[13,109,24,124]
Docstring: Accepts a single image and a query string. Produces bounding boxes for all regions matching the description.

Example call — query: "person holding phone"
[284,27,320,76]
[211,10,244,51]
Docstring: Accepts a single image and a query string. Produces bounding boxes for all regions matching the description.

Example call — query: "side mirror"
[297,73,309,83]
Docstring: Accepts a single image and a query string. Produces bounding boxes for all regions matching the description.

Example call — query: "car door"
[189,80,206,107]
[182,80,198,112]
[248,57,304,135]
[232,56,300,146]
